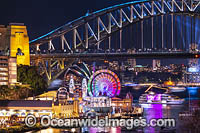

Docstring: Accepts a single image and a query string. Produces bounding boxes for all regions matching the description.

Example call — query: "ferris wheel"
[88,69,121,97]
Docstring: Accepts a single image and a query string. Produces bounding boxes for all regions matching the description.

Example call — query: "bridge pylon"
[9,23,30,65]
[0,23,30,65]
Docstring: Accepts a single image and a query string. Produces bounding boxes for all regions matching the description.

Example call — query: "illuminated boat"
[169,87,186,92]
[139,91,184,105]
[162,94,184,104]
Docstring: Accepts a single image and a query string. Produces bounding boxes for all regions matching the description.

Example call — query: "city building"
[0,56,17,86]
[109,61,119,71]
[0,99,80,120]
[52,100,79,118]
[127,49,136,68]
[127,59,136,68]
[133,65,149,72]
[152,59,161,71]
[0,100,80,120]
[189,43,198,53]
[83,96,111,113]
[0,100,53,121]
[111,97,132,112]
[187,43,200,83]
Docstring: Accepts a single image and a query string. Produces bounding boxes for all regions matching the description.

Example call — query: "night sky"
[1,0,198,66]
[0,0,134,40]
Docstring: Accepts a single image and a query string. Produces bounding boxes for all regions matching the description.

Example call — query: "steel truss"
[30,0,200,52]
[30,0,200,83]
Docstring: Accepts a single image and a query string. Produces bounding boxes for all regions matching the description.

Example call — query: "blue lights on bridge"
[29,0,200,58]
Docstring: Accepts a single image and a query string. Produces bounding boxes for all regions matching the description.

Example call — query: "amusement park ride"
[65,63,122,99]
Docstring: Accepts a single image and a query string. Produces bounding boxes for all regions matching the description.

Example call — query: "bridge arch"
[30,0,200,83]
[30,0,200,53]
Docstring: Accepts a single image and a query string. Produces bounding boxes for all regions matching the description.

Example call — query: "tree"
[17,65,47,96]
[0,85,9,99]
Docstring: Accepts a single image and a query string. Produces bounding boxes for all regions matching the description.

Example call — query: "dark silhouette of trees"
[17,65,47,96]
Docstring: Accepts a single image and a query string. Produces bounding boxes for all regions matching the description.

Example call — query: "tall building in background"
[0,25,9,52]
[127,49,136,68]
[187,43,200,83]
[189,43,198,53]
[0,23,30,65]
[128,59,136,68]
[152,59,161,70]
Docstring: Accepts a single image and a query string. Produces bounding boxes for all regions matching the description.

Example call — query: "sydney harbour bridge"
[29,0,200,83]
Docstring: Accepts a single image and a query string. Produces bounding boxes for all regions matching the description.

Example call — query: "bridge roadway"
[30,52,200,60]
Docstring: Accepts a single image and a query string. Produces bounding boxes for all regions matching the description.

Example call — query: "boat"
[169,87,186,92]
[163,94,184,104]
[139,91,184,105]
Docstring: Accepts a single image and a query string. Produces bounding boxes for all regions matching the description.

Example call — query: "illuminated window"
[0,112,4,116]
[0,82,7,85]
[0,73,8,76]
[9,75,17,79]
[0,77,7,80]
[0,68,7,71]
[9,71,17,75]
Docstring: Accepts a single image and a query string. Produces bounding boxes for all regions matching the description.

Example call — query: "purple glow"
[147,94,161,101]
[144,104,163,133]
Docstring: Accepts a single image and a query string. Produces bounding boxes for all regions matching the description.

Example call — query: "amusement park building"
[0,99,79,120]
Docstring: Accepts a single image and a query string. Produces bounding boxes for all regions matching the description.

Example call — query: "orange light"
[164,81,175,86]
[195,55,199,58]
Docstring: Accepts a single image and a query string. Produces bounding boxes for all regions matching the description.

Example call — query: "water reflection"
[187,87,199,97]
[36,86,199,133]
[36,103,186,133]
[143,104,163,133]
[84,127,121,133]
[142,103,184,133]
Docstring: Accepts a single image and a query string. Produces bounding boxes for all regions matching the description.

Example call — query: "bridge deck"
[30,52,200,60]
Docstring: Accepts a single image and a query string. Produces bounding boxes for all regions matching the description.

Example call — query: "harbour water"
[36,87,199,133]
[36,100,198,133]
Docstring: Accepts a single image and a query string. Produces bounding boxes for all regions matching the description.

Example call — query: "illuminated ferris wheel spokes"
[88,69,121,98]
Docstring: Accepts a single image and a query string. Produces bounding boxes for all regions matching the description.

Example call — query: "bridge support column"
[85,23,89,49]
[120,29,122,50]
[141,20,144,49]
[108,36,111,50]
[181,15,183,50]
[171,14,174,49]
[161,15,164,49]
[151,17,154,49]
[58,60,65,70]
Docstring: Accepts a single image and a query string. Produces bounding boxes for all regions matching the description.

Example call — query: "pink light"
[147,94,161,101]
